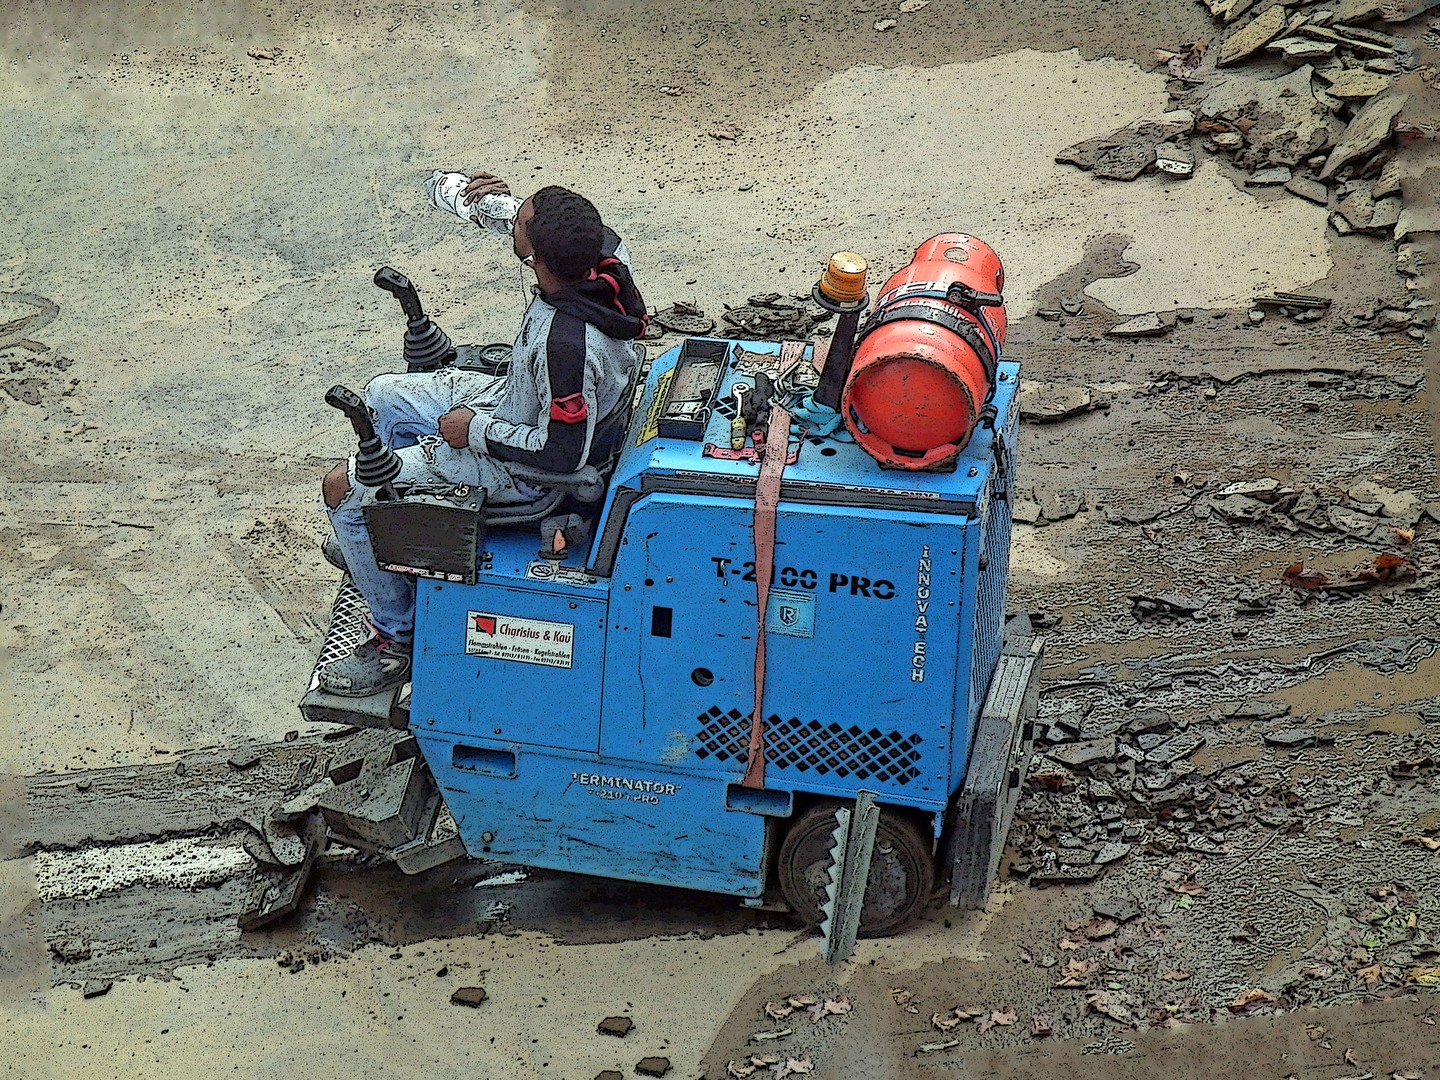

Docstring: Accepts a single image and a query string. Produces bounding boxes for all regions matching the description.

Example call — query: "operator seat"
[482,342,645,528]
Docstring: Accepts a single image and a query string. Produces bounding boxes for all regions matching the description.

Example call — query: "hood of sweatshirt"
[545,231,648,341]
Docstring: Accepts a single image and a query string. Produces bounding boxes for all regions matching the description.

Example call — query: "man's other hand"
[462,172,510,206]
[439,406,476,449]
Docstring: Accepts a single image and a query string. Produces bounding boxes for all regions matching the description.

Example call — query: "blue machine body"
[408,338,1019,900]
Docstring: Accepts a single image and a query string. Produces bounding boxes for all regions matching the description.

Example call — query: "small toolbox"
[656,337,727,441]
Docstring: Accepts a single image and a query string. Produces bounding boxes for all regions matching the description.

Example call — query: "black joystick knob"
[373,266,456,373]
[326,384,402,500]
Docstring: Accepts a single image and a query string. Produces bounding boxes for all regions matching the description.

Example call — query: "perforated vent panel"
[693,706,924,786]
[307,576,372,691]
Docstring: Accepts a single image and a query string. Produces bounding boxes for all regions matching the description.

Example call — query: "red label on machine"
[465,611,575,669]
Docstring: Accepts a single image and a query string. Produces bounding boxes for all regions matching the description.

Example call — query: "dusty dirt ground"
[4,0,1440,1077]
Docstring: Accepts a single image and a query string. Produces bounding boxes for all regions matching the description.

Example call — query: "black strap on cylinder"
[853,303,998,385]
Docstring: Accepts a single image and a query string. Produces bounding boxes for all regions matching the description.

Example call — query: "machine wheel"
[776,800,935,938]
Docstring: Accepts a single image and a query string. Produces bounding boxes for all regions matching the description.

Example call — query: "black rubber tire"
[775,800,935,938]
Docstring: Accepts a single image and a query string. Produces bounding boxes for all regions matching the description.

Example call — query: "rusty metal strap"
[742,340,805,789]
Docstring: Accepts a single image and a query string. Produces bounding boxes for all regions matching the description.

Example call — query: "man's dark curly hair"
[528,186,604,284]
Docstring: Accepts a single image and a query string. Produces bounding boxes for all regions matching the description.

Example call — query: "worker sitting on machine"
[318,178,648,698]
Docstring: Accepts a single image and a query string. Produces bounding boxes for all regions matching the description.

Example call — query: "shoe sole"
[317,669,411,698]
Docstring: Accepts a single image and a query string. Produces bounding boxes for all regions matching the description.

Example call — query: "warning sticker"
[466,611,575,668]
[635,368,674,445]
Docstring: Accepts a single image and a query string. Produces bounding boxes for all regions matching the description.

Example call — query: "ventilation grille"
[308,576,372,691]
[693,706,924,786]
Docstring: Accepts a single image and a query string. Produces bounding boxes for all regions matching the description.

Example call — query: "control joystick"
[373,266,456,373]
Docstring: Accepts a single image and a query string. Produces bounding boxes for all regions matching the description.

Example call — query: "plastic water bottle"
[424,170,515,231]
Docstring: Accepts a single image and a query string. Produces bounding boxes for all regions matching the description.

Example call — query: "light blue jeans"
[325,368,514,644]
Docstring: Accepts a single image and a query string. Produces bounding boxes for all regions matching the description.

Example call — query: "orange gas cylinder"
[842,234,1007,471]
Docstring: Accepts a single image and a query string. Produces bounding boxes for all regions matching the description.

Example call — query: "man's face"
[513,197,536,263]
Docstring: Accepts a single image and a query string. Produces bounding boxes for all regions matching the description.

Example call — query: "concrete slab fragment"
[1220,5,1289,66]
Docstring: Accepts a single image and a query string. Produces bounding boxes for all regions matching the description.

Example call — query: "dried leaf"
[1174,881,1208,897]
[247,47,277,61]
[776,1058,814,1078]
[764,1002,795,1021]
[1054,958,1102,989]
[1404,836,1440,851]
[931,1012,963,1033]
[1228,988,1276,1013]
[1305,1023,1329,1042]
[751,1028,793,1042]
[1302,963,1335,979]
[1030,1012,1053,1037]
[1057,937,1085,951]
[873,18,898,30]
[1083,918,1119,940]
[1392,1071,1423,1079]
[990,1006,1017,1027]
[899,0,930,9]
[709,125,741,141]
[787,996,817,1008]
[1358,963,1385,988]
[917,1038,961,1055]
[1159,969,1193,982]
[1086,989,1136,1023]
[890,988,919,1013]
[1345,1048,1360,1066]
[727,1061,758,1079]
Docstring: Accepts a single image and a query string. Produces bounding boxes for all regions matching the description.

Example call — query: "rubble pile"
[1014,705,1300,885]
[721,294,834,341]
[1204,476,1430,543]
[1056,0,1439,264]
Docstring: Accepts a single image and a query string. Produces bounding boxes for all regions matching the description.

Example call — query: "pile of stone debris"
[645,294,834,343]
[1056,0,1438,245]
[1014,698,1302,885]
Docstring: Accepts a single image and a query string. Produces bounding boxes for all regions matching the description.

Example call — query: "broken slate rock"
[1264,728,1316,749]
[1268,36,1339,61]
[1019,380,1100,423]
[596,1073,624,1080]
[82,979,113,999]
[1247,166,1293,186]
[451,986,488,1008]
[1093,843,1132,866]
[1326,69,1392,100]
[1220,4,1288,65]
[1321,91,1408,179]
[1147,731,1206,765]
[1155,144,1195,177]
[635,1058,672,1078]
[1224,701,1291,721]
[1218,477,1282,500]
[597,1016,634,1038]
[1051,737,1115,769]
[1094,140,1156,181]
[228,750,261,771]
[1012,499,1043,526]
[1285,176,1330,205]
[1093,895,1141,923]
[1108,313,1171,338]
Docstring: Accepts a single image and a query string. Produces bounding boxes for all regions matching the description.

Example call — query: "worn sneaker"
[320,533,349,574]
[318,633,411,697]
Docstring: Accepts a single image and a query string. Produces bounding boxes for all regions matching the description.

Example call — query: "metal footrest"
[299,576,410,730]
